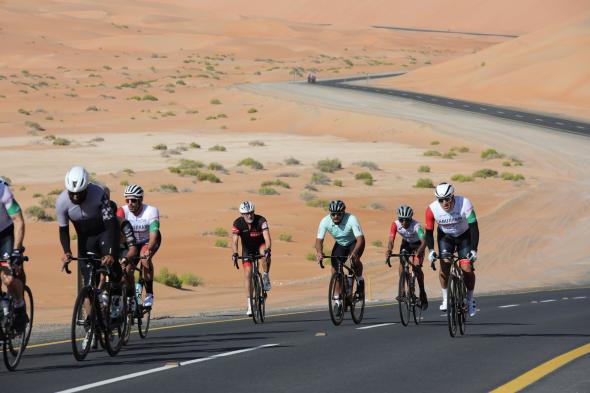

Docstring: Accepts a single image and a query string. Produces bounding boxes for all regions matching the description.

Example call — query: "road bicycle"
[386,250,422,326]
[0,254,33,371]
[122,256,151,344]
[235,254,267,324]
[63,252,128,360]
[319,254,365,326]
[437,252,468,337]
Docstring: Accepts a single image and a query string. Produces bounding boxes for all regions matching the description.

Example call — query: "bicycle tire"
[328,273,345,326]
[447,278,458,337]
[350,276,365,324]
[3,298,27,371]
[138,283,151,339]
[258,274,266,323]
[398,271,411,327]
[23,286,34,347]
[458,281,467,335]
[411,276,422,325]
[71,287,95,361]
[122,296,133,346]
[103,287,125,357]
[250,274,261,324]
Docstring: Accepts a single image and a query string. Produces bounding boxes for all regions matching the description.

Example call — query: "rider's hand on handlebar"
[102,255,115,266]
[468,250,478,262]
[428,250,437,263]
[385,249,392,258]
[263,248,271,259]
[232,252,239,267]
[315,251,324,264]
[61,252,73,264]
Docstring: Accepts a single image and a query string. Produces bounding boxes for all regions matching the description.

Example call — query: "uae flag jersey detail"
[425,195,476,237]
[117,204,160,244]
[389,219,424,243]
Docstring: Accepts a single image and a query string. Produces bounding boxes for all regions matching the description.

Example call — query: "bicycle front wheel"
[138,282,151,339]
[411,277,422,325]
[350,277,365,324]
[328,273,345,326]
[250,274,262,324]
[398,272,411,327]
[104,291,125,357]
[458,282,467,335]
[71,287,96,361]
[258,274,266,323]
[23,286,34,347]
[447,278,458,338]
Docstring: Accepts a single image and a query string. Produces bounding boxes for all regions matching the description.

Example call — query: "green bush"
[418,165,430,173]
[430,140,440,145]
[120,180,129,186]
[18,108,31,115]
[48,188,62,195]
[238,157,263,170]
[451,146,469,153]
[160,184,178,193]
[197,172,221,183]
[40,196,56,209]
[153,143,167,150]
[208,144,226,152]
[284,157,300,166]
[155,267,182,289]
[122,168,135,176]
[502,161,512,167]
[372,240,383,247]
[261,179,290,189]
[32,193,43,198]
[355,172,373,185]
[53,137,71,146]
[451,174,474,182]
[208,162,225,171]
[279,233,293,242]
[25,206,53,221]
[189,142,201,149]
[214,239,228,248]
[210,98,222,105]
[353,161,379,171]
[316,158,342,173]
[368,202,385,210]
[481,148,505,160]
[214,227,228,237]
[442,151,457,159]
[306,252,316,261]
[259,186,279,195]
[299,191,316,202]
[180,273,202,287]
[501,172,525,181]
[248,108,258,114]
[311,172,331,185]
[333,179,343,187]
[473,169,498,178]
[415,178,435,188]
[25,121,45,131]
[423,150,441,157]
[306,198,329,209]
[249,140,265,147]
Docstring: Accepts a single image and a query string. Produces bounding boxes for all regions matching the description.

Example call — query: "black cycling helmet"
[397,205,413,220]
[328,200,346,213]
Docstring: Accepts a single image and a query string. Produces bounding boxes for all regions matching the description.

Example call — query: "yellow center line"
[491,342,590,392]
[27,301,396,350]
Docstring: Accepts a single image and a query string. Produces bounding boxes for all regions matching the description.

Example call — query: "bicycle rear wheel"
[71,287,96,361]
[350,277,365,324]
[411,277,422,325]
[137,282,151,339]
[458,282,467,335]
[104,289,126,357]
[328,273,345,326]
[122,296,133,346]
[398,272,411,326]
[447,278,458,337]
[258,274,266,323]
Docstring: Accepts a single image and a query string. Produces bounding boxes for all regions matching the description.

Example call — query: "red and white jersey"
[425,196,474,237]
[389,219,424,243]
[117,204,159,244]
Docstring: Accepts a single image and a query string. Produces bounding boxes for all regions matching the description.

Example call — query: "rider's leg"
[0,229,23,303]
[259,244,271,291]
[243,261,253,314]
[437,233,454,309]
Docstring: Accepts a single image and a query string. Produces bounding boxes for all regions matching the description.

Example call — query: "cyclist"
[116,184,160,308]
[315,200,365,313]
[57,166,121,294]
[0,177,27,332]
[424,182,479,316]
[386,205,428,310]
[231,201,272,317]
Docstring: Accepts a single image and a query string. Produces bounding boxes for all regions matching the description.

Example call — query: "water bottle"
[135,282,143,306]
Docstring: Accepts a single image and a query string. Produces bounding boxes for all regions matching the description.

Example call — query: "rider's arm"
[100,193,118,257]
[262,227,271,252]
[386,222,397,255]
[315,217,328,258]
[416,224,427,254]
[467,211,479,251]
[59,226,71,254]
[349,215,364,259]
[2,187,25,250]
[146,207,160,254]
[424,206,435,250]
[55,193,72,254]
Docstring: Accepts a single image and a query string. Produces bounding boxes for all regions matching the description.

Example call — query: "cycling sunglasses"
[398,217,411,223]
[126,198,140,203]
[438,197,453,203]
[330,212,344,217]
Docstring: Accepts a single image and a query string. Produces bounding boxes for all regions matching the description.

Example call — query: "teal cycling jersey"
[316,213,364,246]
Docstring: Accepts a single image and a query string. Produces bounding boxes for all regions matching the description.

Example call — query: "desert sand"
[1,0,589,326]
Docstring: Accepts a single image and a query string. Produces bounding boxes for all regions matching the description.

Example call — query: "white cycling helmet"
[65,166,90,193]
[124,184,144,199]
[434,182,455,199]
[239,201,255,214]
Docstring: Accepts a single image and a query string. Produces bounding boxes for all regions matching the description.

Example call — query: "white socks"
[441,288,448,301]
[467,290,474,302]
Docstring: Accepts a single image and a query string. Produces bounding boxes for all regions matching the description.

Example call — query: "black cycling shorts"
[437,227,472,260]
[78,231,122,286]
[330,241,357,268]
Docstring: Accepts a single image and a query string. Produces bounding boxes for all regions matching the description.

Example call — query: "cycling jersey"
[56,184,115,236]
[117,204,160,244]
[232,215,268,253]
[0,183,21,233]
[317,213,363,247]
[389,219,425,243]
[425,196,476,237]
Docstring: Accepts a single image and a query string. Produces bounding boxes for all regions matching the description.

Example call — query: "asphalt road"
[3,288,589,392]
[316,77,590,137]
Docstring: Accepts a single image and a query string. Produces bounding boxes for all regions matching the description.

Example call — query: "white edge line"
[56,343,280,393]
[540,299,556,303]
[499,304,519,308]
[573,296,587,299]
[357,323,395,330]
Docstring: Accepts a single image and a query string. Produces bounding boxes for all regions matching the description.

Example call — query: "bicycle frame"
[236,254,267,323]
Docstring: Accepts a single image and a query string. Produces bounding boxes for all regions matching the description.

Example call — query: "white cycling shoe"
[262,273,272,291]
[439,299,447,312]
[143,294,154,308]
[468,299,477,317]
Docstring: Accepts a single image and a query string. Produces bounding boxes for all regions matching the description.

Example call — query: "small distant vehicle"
[307,72,317,84]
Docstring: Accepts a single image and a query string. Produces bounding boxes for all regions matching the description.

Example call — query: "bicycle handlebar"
[61,255,113,276]
[385,252,416,268]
